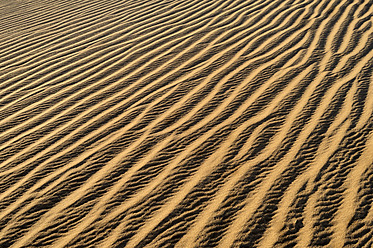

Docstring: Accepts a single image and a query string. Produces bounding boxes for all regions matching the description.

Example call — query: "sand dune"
[0,0,373,247]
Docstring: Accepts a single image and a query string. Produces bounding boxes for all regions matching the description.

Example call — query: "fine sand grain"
[0,0,373,247]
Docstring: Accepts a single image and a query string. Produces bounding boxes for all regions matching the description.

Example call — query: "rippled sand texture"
[1,0,373,247]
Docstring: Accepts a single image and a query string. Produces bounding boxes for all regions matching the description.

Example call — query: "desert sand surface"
[0,0,373,247]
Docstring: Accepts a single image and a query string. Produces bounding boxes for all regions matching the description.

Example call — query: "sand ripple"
[0,0,373,247]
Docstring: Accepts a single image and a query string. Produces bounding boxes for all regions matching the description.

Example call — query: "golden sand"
[0,0,373,247]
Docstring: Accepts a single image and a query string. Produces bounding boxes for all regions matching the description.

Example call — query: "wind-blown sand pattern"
[0,0,373,247]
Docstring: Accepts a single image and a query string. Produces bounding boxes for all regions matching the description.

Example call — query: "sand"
[0,0,373,247]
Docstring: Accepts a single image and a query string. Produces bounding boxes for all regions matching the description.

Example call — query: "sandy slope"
[0,0,373,247]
